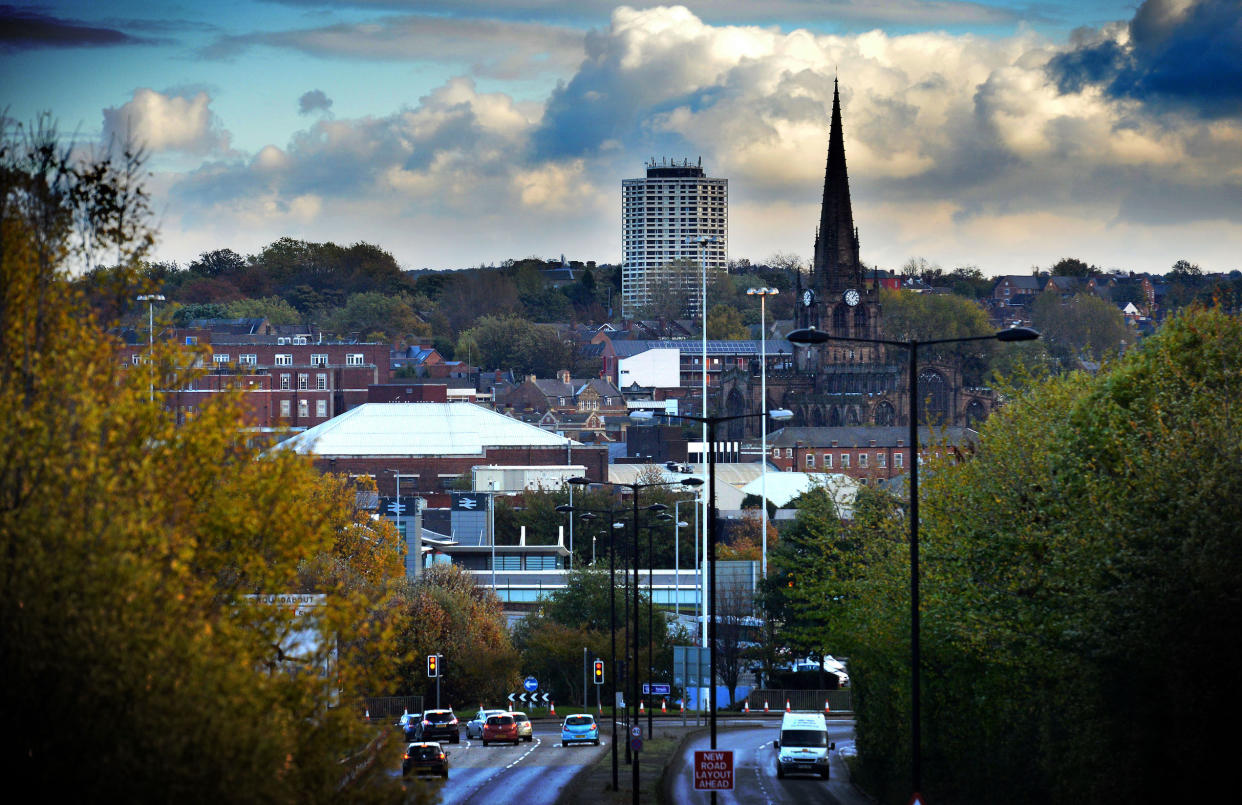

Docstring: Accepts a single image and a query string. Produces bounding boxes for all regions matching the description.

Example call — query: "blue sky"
[3,1,1239,276]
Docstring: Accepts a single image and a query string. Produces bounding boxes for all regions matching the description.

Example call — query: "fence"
[362,694,424,721]
[745,689,852,714]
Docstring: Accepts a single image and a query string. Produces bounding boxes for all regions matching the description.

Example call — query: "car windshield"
[488,716,514,726]
[479,710,502,719]
[424,712,454,723]
[565,716,593,726]
[513,713,529,723]
[413,746,440,759]
[782,729,828,747]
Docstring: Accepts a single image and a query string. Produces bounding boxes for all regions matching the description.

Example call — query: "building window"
[317,374,327,390]
[298,374,308,390]
[316,400,327,418]
[275,354,292,366]
[878,453,887,468]
[346,353,364,366]
[293,336,308,345]
[805,453,815,468]
[895,453,904,469]
[239,354,257,366]
[824,453,832,469]
[772,448,780,458]
[494,555,521,571]
[298,399,309,418]
[280,374,291,390]
[213,353,229,364]
[311,353,328,366]
[525,556,557,571]
[841,454,850,468]
[859,453,869,468]
[280,399,291,418]
[184,336,197,345]
[131,354,140,365]
[785,448,792,458]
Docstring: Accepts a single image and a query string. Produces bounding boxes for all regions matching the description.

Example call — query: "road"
[667,719,869,805]
[401,721,609,805]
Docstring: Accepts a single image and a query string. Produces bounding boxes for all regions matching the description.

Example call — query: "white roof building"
[276,402,581,457]
[740,472,859,517]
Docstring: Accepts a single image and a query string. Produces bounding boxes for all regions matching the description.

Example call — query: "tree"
[715,580,757,706]
[1,120,407,801]
[879,287,997,383]
[1049,256,1095,277]
[189,247,246,278]
[706,303,749,339]
[323,291,429,341]
[392,565,520,707]
[1030,290,1132,365]
[223,295,302,325]
[456,315,571,374]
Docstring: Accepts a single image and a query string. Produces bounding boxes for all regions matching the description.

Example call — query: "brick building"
[767,426,979,483]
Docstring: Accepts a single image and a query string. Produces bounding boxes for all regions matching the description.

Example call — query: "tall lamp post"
[745,286,778,577]
[568,474,702,805]
[786,325,1039,801]
[136,293,165,402]
[555,505,626,792]
[634,408,794,805]
[687,234,718,642]
[647,507,672,737]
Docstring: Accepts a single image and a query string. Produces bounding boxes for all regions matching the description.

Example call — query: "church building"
[719,81,994,436]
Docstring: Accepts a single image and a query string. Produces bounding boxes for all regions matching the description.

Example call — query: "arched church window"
[832,304,848,335]
[918,370,950,425]
[874,401,895,425]
[853,305,868,335]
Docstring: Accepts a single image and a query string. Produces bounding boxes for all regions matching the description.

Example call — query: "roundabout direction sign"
[524,676,538,693]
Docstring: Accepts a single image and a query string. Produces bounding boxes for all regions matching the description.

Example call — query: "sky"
[2,0,1240,276]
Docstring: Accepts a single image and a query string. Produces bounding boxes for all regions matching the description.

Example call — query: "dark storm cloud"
[298,90,333,115]
[1047,0,1242,118]
[0,5,156,50]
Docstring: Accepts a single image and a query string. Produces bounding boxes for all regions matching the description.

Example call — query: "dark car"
[414,709,460,743]
[402,742,449,778]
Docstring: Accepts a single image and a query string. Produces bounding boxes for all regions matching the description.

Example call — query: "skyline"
[2,0,1239,276]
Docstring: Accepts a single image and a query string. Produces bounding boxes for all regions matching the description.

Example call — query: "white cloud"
[102,88,230,154]
[151,5,1242,274]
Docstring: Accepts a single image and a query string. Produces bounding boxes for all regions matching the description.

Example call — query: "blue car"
[560,714,600,746]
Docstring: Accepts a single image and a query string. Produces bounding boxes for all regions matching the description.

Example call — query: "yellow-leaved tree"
[0,121,412,801]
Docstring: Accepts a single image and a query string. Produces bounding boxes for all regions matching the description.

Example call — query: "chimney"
[558,368,571,384]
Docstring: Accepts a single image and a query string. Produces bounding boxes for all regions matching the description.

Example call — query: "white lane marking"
[752,738,776,805]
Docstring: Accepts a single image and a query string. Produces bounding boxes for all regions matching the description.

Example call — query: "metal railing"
[743,689,852,714]
[362,694,424,721]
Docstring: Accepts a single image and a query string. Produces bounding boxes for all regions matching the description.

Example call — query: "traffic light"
[593,659,605,685]
[427,654,438,678]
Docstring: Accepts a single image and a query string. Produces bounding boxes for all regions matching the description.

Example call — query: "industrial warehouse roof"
[739,472,859,509]
[277,403,580,457]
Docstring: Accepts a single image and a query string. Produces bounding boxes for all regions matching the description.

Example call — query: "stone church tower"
[720,80,993,434]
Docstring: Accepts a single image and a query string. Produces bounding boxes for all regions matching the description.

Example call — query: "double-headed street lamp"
[786,324,1039,801]
[745,286,779,577]
[632,407,793,805]
[567,473,701,805]
[552,504,627,792]
[136,293,165,402]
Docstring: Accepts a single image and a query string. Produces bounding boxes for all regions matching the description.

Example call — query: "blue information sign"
[523,676,538,692]
[643,683,671,696]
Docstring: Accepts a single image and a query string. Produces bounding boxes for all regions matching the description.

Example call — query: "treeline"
[761,306,1241,803]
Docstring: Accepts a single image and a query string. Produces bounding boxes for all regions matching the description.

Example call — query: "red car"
[481,713,519,746]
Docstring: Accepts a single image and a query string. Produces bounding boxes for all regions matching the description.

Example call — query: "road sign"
[693,750,735,791]
[642,683,671,696]
[630,737,643,753]
[508,693,516,703]
[523,676,539,693]
[541,692,550,703]
[630,725,642,738]
[518,693,528,704]
[674,646,711,688]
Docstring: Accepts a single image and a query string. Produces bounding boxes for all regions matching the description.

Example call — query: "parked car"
[466,708,506,740]
[402,742,449,778]
[560,713,600,746]
[414,709,460,743]
[511,711,533,742]
[481,713,519,746]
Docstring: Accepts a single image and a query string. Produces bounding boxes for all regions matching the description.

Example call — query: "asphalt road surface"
[667,719,868,805]
[402,722,609,805]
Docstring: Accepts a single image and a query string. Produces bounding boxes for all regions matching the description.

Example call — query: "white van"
[774,712,835,779]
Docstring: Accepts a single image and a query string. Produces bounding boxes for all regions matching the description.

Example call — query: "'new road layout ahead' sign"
[693,750,734,790]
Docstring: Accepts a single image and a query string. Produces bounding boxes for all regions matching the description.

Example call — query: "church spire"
[812,79,861,294]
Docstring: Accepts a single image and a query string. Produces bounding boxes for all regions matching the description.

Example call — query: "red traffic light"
[593,659,604,685]
[427,654,439,678]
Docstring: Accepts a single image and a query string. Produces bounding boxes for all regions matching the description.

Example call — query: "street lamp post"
[745,287,778,577]
[556,504,627,791]
[647,506,671,738]
[568,474,701,805]
[635,408,793,805]
[786,325,1039,800]
[687,234,718,648]
[136,293,165,402]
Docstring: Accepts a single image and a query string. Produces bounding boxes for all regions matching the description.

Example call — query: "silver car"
[466,709,507,739]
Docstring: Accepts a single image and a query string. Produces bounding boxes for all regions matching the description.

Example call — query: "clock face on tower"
[844,288,860,307]
[801,289,815,308]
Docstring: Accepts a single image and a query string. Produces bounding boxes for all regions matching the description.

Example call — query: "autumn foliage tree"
[0,121,407,801]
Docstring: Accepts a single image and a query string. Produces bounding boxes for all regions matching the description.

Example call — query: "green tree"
[879,287,996,383]
[223,295,302,325]
[1030,290,1132,366]
[1,122,407,800]
[706,303,749,339]
[324,290,429,341]
[1049,256,1095,277]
